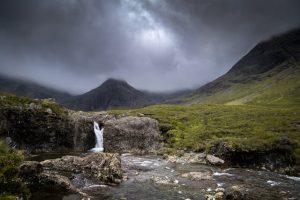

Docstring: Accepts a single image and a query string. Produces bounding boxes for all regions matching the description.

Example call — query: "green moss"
[0,195,17,200]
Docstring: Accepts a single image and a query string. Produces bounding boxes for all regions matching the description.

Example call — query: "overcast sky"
[0,0,299,94]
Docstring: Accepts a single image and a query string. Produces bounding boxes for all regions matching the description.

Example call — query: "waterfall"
[90,121,104,152]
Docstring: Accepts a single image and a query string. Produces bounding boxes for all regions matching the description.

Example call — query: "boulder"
[41,153,122,184]
[209,140,296,172]
[19,161,77,194]
[20,153,122,197]
[185,153,207,164]
[35,173,78,193]
[225,185,247,200]
[166,153,207,164]
[103,116,161,153]
[206,154,225,165]
[19,161,43,176]
[215,192,224,200]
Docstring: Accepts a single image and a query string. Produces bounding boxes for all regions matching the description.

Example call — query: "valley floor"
[110,103,300,165]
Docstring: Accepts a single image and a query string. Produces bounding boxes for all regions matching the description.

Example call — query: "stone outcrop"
[69,112,161,153]
[166,153,225,166]
[19,161,78,194]
[41,153,122,184]
[0,102,74,151]
[103,116,161,152]
[19,153,122,197]
[0,97,161,153]
[206,154,225,166]
[209,140,296,173]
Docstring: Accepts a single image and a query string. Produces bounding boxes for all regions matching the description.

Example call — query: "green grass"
[110,104,300,156]
[185,62,300,106]
[0,141,29,199]
[0,92,68,116]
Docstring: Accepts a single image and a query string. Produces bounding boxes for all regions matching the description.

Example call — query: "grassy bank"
[110,104,300,156]
[0,141,29,199]
[0,92,68,116]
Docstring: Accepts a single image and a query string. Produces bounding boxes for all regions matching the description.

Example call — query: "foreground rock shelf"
[20,153,122,198]
[17,152,300,199]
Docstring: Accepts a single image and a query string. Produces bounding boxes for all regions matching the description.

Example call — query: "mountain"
[182,28,300,105]
[63,78,151,110]
[0,74,72,101]
[0,73,189,111]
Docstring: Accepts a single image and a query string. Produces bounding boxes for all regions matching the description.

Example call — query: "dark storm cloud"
[0,0,299,93]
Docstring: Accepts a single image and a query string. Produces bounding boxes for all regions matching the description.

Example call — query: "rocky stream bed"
[25,152,300,200]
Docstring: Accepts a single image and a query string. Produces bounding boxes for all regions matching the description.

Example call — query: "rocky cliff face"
[0,93,161,153]
[69,111,161,153]
[104,116,161,153]
[0,100,74,151]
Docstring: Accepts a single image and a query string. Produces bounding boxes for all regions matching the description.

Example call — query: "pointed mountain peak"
[98,78,133,90]
[101,78,128,86]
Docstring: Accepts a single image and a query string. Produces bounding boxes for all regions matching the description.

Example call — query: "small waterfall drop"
[90,121,104,152]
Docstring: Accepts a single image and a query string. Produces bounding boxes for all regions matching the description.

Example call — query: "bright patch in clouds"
[140,28,173,48]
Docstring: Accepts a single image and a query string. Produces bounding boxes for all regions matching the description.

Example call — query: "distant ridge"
[0,74,72,101]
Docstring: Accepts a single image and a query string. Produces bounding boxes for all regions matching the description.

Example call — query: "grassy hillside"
[110,104,300,157]
[184,61,300,106]
[181,28,300,106]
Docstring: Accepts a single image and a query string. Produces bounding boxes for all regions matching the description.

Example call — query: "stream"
[29,153,300,200]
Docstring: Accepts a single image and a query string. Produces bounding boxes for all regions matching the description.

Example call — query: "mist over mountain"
[1,28,299,110]
[0,74,72,101]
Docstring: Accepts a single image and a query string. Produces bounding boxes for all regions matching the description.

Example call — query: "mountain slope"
[63,79,150,110]
[183,28,300,106]
[0,74,72,101]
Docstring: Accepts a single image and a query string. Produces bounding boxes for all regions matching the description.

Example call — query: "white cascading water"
[90,121,104,152]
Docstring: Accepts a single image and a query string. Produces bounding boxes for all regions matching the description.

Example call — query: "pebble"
[205,194,214,200]
[215,191,224,200]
